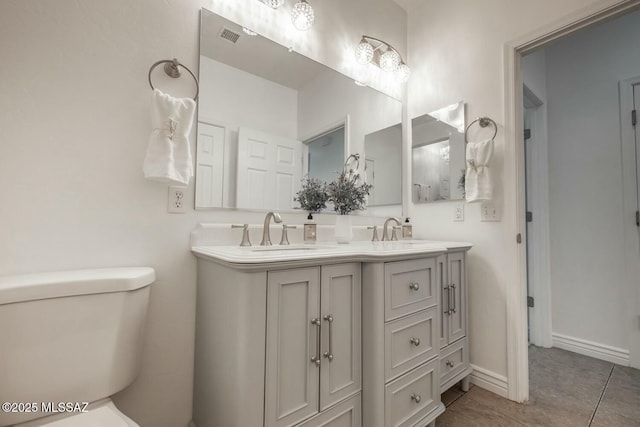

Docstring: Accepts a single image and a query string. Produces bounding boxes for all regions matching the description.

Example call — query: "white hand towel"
[465,139,494,202]
[143,89,196,186]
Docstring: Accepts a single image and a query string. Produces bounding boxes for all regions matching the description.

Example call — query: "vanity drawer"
[384,258,437,321]
[385,307,438,381]
[384,359,439,427]
[440,338,468,385]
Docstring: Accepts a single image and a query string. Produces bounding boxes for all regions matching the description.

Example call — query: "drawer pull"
[323,314,334,362]
[409,282,420,291]
[446,360,455,368]
[409,337,421,346]
[411,393,422,403]
[310,318,321,367]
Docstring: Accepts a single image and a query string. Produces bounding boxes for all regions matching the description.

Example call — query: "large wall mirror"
[411,102,466,203]
[196,8,403,217]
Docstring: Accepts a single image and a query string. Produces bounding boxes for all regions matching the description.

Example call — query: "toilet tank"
[0,267,155,427]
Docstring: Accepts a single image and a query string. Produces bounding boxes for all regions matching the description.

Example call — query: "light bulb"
[379,50,400,72]
[262,0,284,8]
[291,0,314,31]
[355,39,374,64]
[396,62,411,83]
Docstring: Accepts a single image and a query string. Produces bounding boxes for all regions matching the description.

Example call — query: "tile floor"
[436,346,640,426]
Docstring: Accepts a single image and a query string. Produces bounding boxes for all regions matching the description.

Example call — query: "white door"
[635,84,640,225]
[195,123,225,208]
[237,127,303,210]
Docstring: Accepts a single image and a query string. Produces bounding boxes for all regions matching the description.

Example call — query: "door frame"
[504,0,640,402]
[619,76,640,368]
[522,86,553,348]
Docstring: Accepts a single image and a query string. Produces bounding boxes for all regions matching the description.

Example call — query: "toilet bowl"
[0,267,155,427]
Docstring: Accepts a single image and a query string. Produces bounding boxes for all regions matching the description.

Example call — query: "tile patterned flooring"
[436,346,640,426]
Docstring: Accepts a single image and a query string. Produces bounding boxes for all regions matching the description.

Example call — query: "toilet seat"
[13,399,138,427]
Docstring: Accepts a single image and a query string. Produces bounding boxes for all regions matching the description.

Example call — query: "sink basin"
[251,246,320,252]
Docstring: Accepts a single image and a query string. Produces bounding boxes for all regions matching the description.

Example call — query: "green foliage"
[327,169,373,215]
[294,176,329,214]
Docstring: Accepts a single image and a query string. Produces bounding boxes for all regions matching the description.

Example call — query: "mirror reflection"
[411,102,466,203]
[196,8,403,215]
[364,123,402,206]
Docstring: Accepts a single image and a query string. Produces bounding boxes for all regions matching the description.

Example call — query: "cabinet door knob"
[411,393,422,403]
[409,337,421,346]
[409,282,420,291]
[446,360,454,368]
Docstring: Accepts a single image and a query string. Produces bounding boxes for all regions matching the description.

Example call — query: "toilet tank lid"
[0,267,155,305]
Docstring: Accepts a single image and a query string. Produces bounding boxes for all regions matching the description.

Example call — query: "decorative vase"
[335,214,353,244]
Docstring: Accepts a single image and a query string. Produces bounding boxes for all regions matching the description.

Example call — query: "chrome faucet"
[260,212,283,246]
[382,217,401,241]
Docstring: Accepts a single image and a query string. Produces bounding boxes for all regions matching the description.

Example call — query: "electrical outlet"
[453,204,465,222]
[480,201,502,222]
[168,186,187,213]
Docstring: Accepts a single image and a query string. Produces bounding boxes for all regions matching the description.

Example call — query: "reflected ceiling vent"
[219,27,241,44]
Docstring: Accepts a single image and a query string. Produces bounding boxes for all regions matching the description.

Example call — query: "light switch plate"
[480,201,502,221]
[453,204,465,222]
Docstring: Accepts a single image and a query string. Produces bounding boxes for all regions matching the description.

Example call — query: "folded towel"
[465,139,494,202]
[143,89,196,186]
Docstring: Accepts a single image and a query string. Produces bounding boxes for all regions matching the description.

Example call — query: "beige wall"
[405,0,632,387]
[0,1,405,426]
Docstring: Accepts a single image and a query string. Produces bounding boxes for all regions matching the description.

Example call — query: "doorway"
[505,1,640,402]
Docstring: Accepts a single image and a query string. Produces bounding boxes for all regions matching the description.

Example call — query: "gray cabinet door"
[266,267,321,427]
[320,263,362,411]
[437,254,449,349]
[448,252,466,343]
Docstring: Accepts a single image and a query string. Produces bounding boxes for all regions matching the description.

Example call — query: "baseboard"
[469,364,508,399]
[552,333,630,366]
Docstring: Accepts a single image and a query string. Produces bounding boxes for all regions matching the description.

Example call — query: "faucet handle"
[367,226,379,242]
[231,224,251,247]
[280,225,297,245]
[391,226,402,241]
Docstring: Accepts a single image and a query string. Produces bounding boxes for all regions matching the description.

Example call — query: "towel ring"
[148,58,199,101]
[464,116,497,144]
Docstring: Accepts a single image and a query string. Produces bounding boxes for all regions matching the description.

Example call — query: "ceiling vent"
[219,26,241,44]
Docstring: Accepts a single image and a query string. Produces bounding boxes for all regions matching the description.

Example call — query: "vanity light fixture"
[259,0,315,31]
[291,0,315,30]
[261,0,285,9]
[355,35,410,83]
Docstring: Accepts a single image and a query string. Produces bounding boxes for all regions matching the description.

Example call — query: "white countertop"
[192,240,472,269]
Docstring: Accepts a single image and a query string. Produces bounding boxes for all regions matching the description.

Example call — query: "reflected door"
[195,123,225,208]
[237,127,303,210]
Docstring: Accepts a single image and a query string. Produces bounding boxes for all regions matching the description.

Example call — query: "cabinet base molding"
[552,333,630,366]
[441,366,473,394]
[418,402,445,427]
[469,364,508,399]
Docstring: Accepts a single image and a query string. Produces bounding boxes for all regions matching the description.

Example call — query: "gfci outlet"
[168,186,187,213]
[480,201,502,222]
[453,204,465,222]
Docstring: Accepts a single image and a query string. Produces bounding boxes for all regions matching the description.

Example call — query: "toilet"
[0,267,155,427]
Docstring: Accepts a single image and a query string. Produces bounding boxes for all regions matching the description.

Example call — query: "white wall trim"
[504,0,640,404]
[469,364,509,399]
[552,333,630,366]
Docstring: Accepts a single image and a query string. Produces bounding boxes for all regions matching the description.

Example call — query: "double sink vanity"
[191,217,472,427]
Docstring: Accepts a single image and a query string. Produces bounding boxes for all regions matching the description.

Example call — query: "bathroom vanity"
[192,240,471,427]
